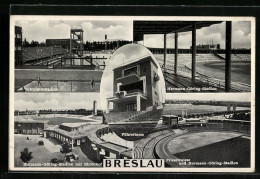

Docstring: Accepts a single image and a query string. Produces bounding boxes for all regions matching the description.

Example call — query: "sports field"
[196,61,251,84]
[170,132,250,167]
[17,115,102,126]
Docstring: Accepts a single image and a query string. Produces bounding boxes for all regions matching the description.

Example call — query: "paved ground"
[14,134,95,167]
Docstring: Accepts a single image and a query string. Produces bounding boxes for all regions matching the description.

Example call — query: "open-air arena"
[14,101,251,168]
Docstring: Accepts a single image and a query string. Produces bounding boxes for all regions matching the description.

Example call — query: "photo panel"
[9,15,255,172]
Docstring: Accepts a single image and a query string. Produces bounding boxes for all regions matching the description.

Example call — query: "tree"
[30,40,39,47]
[23,38,30,47]
[60,141,72,162]
[20,148,33,163]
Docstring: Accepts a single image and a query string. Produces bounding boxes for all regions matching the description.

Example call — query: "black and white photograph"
[13,18,252,93]
[9,15,255,172]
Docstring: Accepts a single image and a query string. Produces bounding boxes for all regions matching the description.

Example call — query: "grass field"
[32,116,96,125]
[196,61,251,84]
[172,133,250,167]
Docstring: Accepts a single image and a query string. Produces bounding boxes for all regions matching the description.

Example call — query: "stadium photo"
[14,18,252,93]
[133,93,251,168]
[133,21,251,93]
[14,20,132,93]
[12,92,251,168]
[13,93,133,167]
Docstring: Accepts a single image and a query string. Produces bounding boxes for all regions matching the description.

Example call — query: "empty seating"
[23,47,67,62]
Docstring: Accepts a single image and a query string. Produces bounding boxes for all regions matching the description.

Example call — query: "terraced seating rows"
[23,47,67,62]
[104,108,163,123]
[104,111,145,123]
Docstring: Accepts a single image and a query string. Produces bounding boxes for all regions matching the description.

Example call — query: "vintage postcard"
[9,15,255,172]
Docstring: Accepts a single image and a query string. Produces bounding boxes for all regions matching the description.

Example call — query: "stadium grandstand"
[23,47,67,66]
[133,21,251,92]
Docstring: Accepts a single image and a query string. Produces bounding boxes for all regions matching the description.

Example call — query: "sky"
[14,93,101,111]
[143,21,251,49]
[15,20,251,49]
[100,43,166,110]
[15,20,133,43]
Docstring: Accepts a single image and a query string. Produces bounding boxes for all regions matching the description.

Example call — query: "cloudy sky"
[143,21,251,49]
[15,20,133,42]
[14,93,101,111]
[100,43,166,110]
[15,20,251,49]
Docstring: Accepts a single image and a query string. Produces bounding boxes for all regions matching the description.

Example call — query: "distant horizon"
[165,99,250,104]
[166,93,251,103]
[14,93,101,111]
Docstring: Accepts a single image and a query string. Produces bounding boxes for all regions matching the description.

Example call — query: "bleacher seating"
[156,52,251,92]
[104,107,163,123]
[104,111,145,123]
[23,47,67,62]
[217,54,251,61]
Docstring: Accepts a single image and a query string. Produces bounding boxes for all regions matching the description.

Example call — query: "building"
[59,123,90,132]
[14,120,47,134]
[104,55,164,141]
[106,55,162,113]
[43,122,91,148]
[162,115,179,128]
[15,26,23,66]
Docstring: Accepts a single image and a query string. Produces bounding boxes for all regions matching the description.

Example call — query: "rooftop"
[133,21,222,41]
[45,124,108,140]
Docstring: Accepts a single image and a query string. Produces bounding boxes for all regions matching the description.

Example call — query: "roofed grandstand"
[153,53,251,92]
